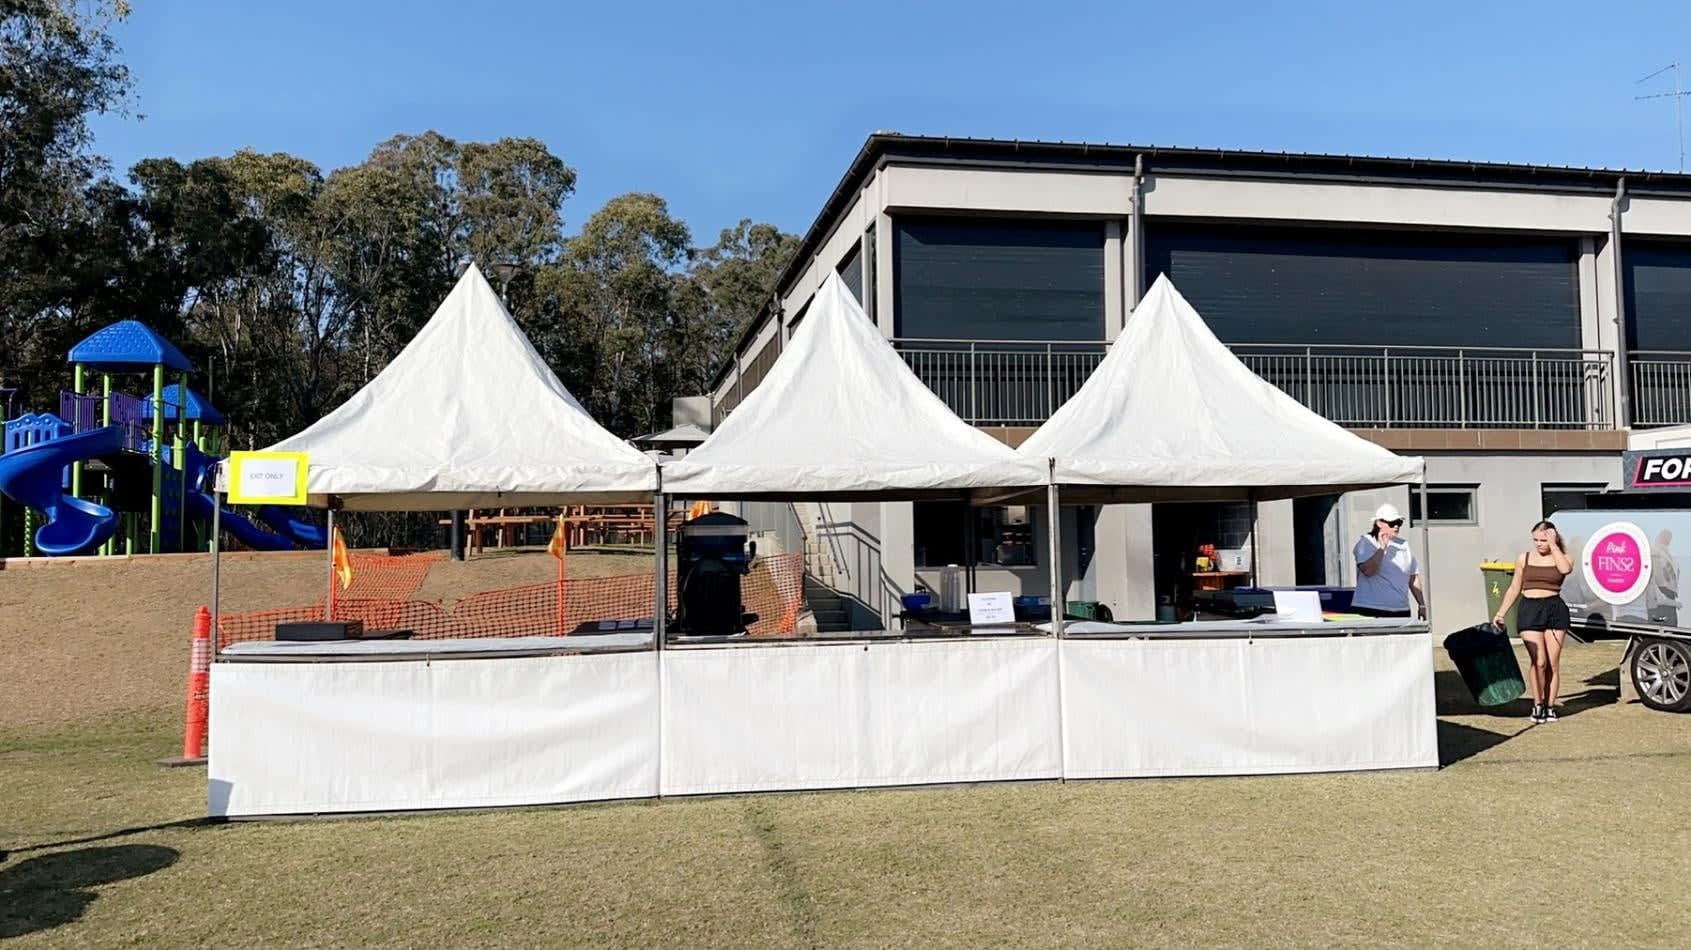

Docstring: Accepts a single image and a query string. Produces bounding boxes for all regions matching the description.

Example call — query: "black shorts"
[1518,596,1571,632]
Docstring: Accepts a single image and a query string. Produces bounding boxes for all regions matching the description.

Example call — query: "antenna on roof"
[1637,61,1690,172]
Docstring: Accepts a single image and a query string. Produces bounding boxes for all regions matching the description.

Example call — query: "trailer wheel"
[1632,638,1691,713]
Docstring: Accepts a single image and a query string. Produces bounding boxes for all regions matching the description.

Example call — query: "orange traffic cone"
[160,606,211,766]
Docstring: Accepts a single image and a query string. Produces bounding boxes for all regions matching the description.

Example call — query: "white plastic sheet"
[209,651,659,816]
[660,639,1062,795]
[1060,633,1438,778]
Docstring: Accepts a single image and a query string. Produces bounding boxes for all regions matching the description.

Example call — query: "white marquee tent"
[1019,275,1424,501]
[265,264,658,510]
[661,274,1047,498]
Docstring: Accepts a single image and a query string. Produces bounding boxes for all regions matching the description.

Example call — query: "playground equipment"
[0,320,324,557]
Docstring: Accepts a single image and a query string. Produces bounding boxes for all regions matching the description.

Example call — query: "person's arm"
[1550,539,1573,576]
[1409,573,1427,620]
[1492,554,1527,625]
[1356,536,1386,577]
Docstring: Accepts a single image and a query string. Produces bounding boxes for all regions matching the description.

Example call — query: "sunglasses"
[1381,519,1404,528]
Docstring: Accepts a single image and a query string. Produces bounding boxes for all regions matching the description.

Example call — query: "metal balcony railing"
[1231,344,1615,430]
[1629,351,1691,427]
[894,340,1107,427]
[894,339,1618,430]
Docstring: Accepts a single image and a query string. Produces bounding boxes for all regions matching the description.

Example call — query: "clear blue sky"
[91,0,1691,243]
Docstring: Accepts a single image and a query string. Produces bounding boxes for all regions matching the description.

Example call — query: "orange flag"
[547,514,568,561]
[331,525,353,590]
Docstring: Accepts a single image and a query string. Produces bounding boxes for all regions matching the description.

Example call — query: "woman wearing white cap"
[1353,503,1426,619]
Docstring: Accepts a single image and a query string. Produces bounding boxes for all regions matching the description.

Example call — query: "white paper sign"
[967,592,1016,626]
[1272,590,1324,624]
[244,459,298,496]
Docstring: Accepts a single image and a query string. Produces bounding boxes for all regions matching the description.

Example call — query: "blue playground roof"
[141,384,226,425]
[68,320,193,373]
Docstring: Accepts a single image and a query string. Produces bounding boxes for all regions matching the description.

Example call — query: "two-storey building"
[706,134,1691,624]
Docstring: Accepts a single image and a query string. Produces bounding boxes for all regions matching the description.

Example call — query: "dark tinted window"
[1145,224,1581,348]
[839,241,863,305]
[895,218,1105,340]
[1625,241,1691,351]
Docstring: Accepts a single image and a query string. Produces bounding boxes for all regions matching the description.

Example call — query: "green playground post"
[23,507,36,558]
[192,418,207,550]
[71,364,85,497]
[100,374,113,556]
[150,364,163,554]
[176,372,188,552]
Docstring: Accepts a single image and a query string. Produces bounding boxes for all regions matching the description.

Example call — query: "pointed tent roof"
[662,275,1046,499]
[1019,276,1423,502]
[264,264,656,510]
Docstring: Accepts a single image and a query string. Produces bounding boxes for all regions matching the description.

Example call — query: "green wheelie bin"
[1480,560,1520,639]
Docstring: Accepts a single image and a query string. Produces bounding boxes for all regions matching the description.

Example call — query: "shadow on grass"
[0,844,179,939]
[1435,667,1620,720]
[1437,663,1625,767]
[1,817,216,860]
[1437,720,1519,767]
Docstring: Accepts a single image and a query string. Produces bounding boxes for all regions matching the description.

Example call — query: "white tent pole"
[210,481,222,658]
[653,491,667,650]
[324,507,335,622]
[1248,489,1260,589]
[1048,466,1065,638]
[1416,464,1432,625]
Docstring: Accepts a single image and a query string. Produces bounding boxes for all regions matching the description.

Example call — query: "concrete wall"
[672,396,711,430]
[1630,425,1691,449]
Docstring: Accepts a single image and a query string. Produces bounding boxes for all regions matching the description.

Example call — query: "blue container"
[901,592,933,612]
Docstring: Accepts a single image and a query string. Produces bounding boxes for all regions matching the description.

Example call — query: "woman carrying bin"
[1493,520,1573,724]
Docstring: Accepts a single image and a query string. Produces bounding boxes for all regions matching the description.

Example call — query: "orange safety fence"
[218,552,808,645]
[333,550,445,601]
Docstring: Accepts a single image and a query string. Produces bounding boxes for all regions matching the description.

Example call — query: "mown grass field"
[3,555,1690,946]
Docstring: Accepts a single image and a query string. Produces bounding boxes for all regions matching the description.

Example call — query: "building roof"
[633,423,710,446]
[68,320,194,373]
[713,132,1691,391]
[140,384,226,425]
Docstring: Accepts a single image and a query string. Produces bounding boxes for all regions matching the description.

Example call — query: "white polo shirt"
[1353,534,1419,612]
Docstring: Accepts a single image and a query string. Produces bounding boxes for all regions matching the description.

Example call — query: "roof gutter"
[1129,153,1146,307]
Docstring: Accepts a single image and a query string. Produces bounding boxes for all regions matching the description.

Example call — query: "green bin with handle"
[1443,623,1526,706]
[1480,560,1519,639]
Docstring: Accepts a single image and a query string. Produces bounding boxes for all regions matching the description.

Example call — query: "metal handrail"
[893,338,1619,429]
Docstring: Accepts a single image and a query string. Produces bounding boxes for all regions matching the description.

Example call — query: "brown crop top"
[1521,561,1566,593]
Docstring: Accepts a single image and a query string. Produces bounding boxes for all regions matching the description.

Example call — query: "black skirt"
[1518,596,1571,632]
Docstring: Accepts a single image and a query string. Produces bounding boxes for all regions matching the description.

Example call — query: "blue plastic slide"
[256,505,325,548]
[179,485,296,551]
[0,426,124,555]
[177,443,319,551]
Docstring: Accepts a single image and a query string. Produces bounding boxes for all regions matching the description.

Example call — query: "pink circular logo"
[1590,531,1643,593]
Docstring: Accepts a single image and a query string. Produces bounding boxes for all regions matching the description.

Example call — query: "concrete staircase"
[803,573,853,633]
